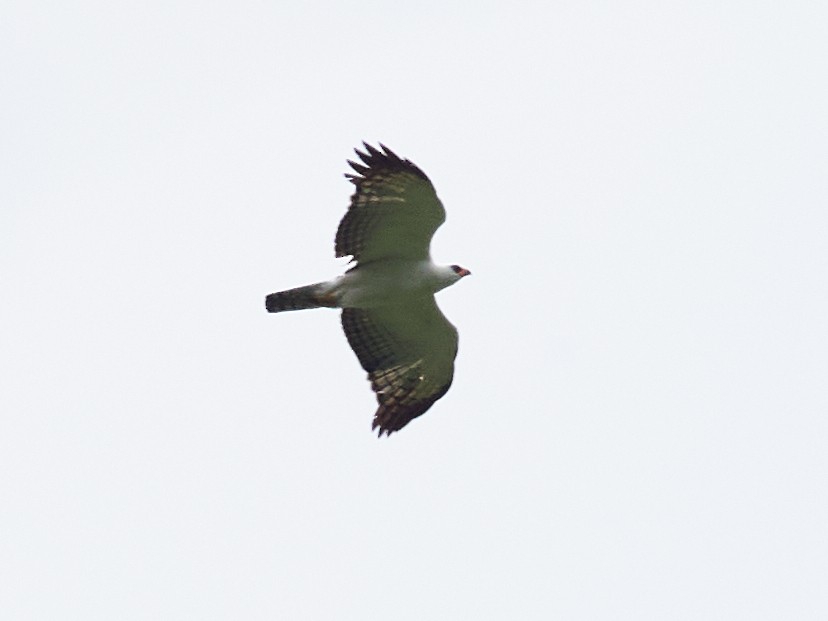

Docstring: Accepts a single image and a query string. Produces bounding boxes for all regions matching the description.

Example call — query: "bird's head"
[432,264,471,293]
[450,265,472,279]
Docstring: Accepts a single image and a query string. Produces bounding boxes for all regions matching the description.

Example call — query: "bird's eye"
[451,265,463,274]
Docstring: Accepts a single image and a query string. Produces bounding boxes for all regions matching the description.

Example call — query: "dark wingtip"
[354,146,370,165]
[343,141,431,192]
[371,418,395,438]
[379,143,402,163]
[347,159,369,175]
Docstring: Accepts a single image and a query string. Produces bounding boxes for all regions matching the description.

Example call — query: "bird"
[265,143,471,436]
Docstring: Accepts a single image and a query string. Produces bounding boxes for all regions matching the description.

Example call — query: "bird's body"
[265,143,470,436]
[338,260,461,308]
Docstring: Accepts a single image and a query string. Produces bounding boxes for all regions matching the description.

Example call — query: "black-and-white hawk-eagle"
[265,143,470,436]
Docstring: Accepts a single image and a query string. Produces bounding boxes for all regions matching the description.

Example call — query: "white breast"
[334,260,442,309]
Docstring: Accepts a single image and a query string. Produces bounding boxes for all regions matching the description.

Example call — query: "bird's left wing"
[341,297,459,436]
[336,143,446,264]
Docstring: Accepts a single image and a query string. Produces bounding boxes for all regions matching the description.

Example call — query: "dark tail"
[265,283,334,313]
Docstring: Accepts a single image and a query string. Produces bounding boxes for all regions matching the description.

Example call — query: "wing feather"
[341,297,459,436]
[336,143,445,264]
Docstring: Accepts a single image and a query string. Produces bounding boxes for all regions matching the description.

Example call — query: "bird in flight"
[265,143,471,436]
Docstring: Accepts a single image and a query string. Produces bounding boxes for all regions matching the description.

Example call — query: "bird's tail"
[265,283,337,313]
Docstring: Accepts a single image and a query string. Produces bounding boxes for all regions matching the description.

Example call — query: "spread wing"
[341,297,458,436]
[336,143,446,264]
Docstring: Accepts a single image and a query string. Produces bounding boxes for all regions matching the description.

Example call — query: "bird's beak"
[459,268,472,277]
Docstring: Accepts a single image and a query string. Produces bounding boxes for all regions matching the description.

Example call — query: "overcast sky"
[2,2,827,619]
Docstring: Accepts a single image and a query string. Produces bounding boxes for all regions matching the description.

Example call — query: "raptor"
[265,143,470,436]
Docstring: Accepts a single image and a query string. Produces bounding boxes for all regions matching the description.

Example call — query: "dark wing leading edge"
[341,297,459,436]
[336,143,446,264]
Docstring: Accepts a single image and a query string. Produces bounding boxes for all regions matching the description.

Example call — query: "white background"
[2,2,827,619]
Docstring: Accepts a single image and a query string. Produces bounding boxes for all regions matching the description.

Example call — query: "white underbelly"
[334,261,434,308]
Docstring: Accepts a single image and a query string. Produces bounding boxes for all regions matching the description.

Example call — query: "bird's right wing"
[341,297,459,436]
[335,143,446,265]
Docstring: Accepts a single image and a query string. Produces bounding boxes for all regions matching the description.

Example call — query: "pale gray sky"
[2,2,827,619]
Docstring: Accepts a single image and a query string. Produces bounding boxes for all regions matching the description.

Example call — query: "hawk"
[265,143,471,436]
